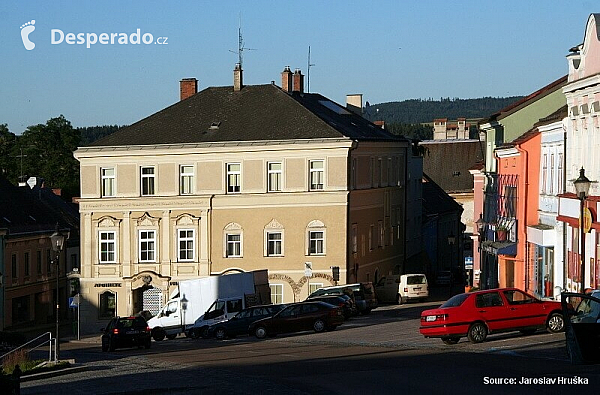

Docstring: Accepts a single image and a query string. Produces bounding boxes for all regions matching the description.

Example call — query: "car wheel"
[152,328,166,342]
[467,322,488,343]
[108,338,116,351]
[144,339,151,349]
[255,326,267,339]
[166,334,177,340]
[397,294,403,305]
[215,327,227,340]
[313,319,326,333]
[547,312,565,333]
[441,337,459,345]
[101,338,109,352]
[200,326,210,339]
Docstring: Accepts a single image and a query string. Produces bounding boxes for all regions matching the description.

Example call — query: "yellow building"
[74,66,411,333]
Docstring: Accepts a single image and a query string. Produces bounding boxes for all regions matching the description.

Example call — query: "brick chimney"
[281,66,292,92]
[292,68,304,93]
[180,78,198,101]
[234,63,243,91]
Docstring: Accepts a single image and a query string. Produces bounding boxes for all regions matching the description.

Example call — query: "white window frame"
[268,162,282,192]
[180,165,194,195]
[227,163,241,193]
[270,284,283,304]
[99,231,117,264]
[225,233,242,257]
[266,231,283,257]
[141,166,155,196]
[101,167,115,197]
[177,229,195,262]
[139,230,157,262]
[309,160,324,190]
[308,230,325,255]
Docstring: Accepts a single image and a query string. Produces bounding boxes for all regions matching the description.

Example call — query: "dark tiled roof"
[420,140,484,193]
[421,173,463,217]
[0,176,79,237]
[89,84,401,147]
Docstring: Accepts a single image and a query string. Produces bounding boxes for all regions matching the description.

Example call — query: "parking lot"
[21,287,595,395]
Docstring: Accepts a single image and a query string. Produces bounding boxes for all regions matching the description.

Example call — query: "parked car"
[206,304,287,340]
[249,301,344,339]
[419,288,565,344]
[562,290,600,364]
[375,274,429,304]
[435,271,453,286]
[101,316,152,351]
[307,294,356,319]
[309,282,378,314]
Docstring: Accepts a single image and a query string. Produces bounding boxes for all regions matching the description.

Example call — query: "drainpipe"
[347,140,359,283]
[515,143,529,292]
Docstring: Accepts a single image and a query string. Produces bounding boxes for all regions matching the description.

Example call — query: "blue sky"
[0,1,595,134]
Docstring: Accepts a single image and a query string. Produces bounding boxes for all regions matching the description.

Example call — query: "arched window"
[307,220,326,256]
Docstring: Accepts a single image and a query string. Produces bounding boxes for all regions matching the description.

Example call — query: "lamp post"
[573,167,591,292]
[50,225,68,362]
[448,231,455,290]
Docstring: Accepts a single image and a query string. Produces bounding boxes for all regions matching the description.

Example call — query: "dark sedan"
[101,316,151,351]
[307,294,356,319]
[206,304,287,340]
[249,301,344,339]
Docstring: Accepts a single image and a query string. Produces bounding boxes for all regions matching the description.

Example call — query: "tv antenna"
[307,46,315,92]
[229,14,256,68]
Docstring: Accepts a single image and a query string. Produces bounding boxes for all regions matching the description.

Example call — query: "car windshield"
[441,293,469,308]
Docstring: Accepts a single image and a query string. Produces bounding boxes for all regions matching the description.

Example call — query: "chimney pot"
[281,66,293,92]
[234,63,243,91]
[292,68,304,93]
[180,78,198,101]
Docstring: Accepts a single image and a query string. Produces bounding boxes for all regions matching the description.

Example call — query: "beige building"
[74,66,412,333]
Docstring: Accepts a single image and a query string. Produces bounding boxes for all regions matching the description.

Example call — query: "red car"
[419,288,565,344]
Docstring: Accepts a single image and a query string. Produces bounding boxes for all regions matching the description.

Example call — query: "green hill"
[363,96,523,125]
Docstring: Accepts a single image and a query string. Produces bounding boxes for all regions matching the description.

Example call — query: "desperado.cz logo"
[20,20,168,50]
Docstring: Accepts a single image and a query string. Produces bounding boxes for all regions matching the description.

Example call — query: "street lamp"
[50,225,69,362]
[573,167,591,292]
[448,232,455,290]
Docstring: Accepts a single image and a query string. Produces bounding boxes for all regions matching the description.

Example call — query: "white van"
[375,274,429,304]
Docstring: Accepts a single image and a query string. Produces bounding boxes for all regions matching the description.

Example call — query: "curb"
[20,364,88,382]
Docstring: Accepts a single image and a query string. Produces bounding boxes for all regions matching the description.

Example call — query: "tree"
[17,115,80,199]
[0,124,17,181]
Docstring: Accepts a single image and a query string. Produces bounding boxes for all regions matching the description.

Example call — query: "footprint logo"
[20,20,36,50]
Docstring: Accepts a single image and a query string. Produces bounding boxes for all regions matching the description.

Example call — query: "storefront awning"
[482,240,517,256]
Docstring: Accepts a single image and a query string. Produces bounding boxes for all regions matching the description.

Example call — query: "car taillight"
[404,288,408,292]
[113,328,119,335]
[145,326,151,332]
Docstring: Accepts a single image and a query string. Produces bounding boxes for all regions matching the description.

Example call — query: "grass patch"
[2,348,70,375]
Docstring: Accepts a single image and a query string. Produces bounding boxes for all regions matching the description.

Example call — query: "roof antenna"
[229,13,256,68]
[307,45,315,92]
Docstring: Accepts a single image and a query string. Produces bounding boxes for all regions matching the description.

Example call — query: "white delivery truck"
[147,270,270,341]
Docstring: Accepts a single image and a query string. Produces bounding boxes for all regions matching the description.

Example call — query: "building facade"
[558,13,600,293]
[74,66,412,334]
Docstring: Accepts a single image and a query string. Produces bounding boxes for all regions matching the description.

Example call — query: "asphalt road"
[19,289,599,395]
